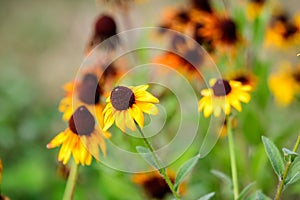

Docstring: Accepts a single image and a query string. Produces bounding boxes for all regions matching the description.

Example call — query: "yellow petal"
[136,102,159,115]
[115,111,126,132]
[130,105,144,128]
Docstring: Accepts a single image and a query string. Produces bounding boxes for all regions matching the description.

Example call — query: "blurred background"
[0,0,300,199]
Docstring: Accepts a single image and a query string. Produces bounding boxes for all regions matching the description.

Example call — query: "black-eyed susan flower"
[268,62,300,106]
[85,14,118,54]
[47,106,110,166]
[59,72,105,122]
[228,70,257,89]
[246,0,266,20]
[198,79,252,117]
[190,0,213,14]
[103,85,159,132]
[265,12,300,48]
[132,170,186,199]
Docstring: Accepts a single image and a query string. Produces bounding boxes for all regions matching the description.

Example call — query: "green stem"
[275,133,300,200]
[136,123,180,200]
[63,160,79,200]
[227,116,239,200]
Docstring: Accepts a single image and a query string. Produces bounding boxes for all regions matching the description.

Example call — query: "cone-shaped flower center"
[110,86,135,110]
[143,176,172,199]
[78,74,101,105]
[219,18,237,43]
[212,79,232,96]
[69,106,95,136]
[192,0,213,13]
[94,15,117,38]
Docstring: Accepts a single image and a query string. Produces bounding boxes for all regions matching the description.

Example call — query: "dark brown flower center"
[69,106,95,136]
[233,75,249,85]
[219,18,238,44]
[293,71,300,83]
[110,86,135,110]
[94,15,117,38]
[191,0,213,13]
[283,23,298,39]
[78,74,102,105]
[250,0,265,4]
[142,176,174,199]
[212,79,232,96]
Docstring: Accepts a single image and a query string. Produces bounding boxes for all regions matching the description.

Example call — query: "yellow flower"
[132,170,186,199]
[47,106,110,166]
[103,85,159,132]
[198,79,252,117]
[246,0,266,20]
[268,63,300,106]
[227,70,257,89]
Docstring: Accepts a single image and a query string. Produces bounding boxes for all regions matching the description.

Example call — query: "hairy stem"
[227,116,239,199]
[136,123,180,200]
[275,134,300,200]
[63,160,78,200]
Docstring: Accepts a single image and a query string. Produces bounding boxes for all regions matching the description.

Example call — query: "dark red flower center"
[212,79,232,96]
[69,106,95,136]
[110,86,135,110]
[191,0,213,13]
[142,176,174,199]
[94,15,117,38]
[78,74,102,105]
[219,18,238,43]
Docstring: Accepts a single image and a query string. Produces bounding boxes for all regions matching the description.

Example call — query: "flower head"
[103,85,159,132]
[198,79,252,117]
[47,106,110,166]
[132,170,186,199]
[268,63,300,106]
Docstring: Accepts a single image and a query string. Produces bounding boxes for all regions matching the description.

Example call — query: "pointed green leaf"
[211,170,232,185]
[286,161,300,185]
[261,136,285,178]
[174,155,200,191]
[237,182,256,200]
[136,146,160,170]
[282,148,298,162]
[255,190,272,200]
[198,192,215,200]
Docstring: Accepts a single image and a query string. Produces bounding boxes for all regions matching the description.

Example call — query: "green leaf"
[211,170,232,185]
[198,192,215,200]
[286,161,300,185]
[174,155,200,191]
[247,190,271,200]
[282,148,299,162]
[237,182,256,200]
[261,136,285,178]
[136,146,160,170]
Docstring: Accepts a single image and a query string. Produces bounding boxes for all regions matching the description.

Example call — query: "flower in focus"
[265,12,300,48]
[132,170,186,199]
[47,106,110,166]
[247,0,266,20]
[103,85,159,132]
[85,14,118,54]
[198,79,252,117]
[268,62,300,106]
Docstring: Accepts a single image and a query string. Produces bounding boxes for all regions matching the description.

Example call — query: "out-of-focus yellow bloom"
[268,62,300,106]
[198,79,252,117]
[246,0,266,20]
[103,85,159,132]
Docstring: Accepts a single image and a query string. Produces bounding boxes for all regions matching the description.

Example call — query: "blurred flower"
[268,62,300,106]
[59,72,105,122]
[132,170,186,199]
[228,70,257,89]
[0,195,10,200]
[190,0,213,14]
[103,85,159,132]
[265,12,300,48]
[198,79,252,117]
[47,106,110,166]
[86,14,118,54]
[219,118,237,138]
[246,0,266,20]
